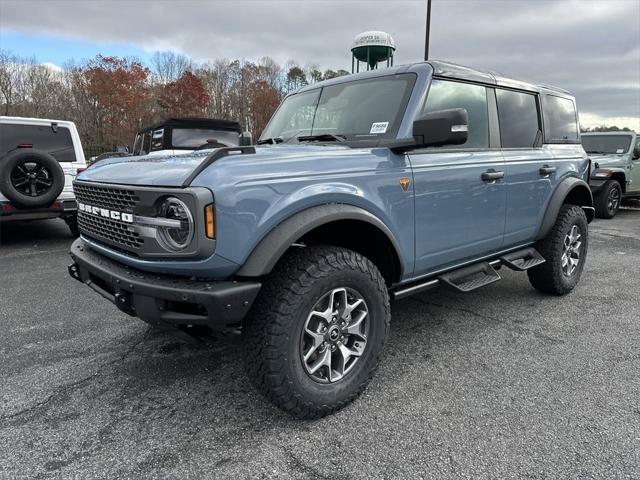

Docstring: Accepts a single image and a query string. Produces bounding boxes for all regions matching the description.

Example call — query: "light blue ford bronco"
[68,61,594,418]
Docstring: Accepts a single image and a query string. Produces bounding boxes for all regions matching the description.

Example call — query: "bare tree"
[151,51,193,84]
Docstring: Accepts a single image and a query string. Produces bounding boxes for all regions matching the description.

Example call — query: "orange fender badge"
[399,177,410,191]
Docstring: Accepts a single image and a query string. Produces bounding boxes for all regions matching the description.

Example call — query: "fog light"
[156,197,194,251]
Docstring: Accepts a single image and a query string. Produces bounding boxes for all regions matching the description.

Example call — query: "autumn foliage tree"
[84,55,151,147]
[247,79,281,139]
[0,49,355,152]
[158,71,209,117]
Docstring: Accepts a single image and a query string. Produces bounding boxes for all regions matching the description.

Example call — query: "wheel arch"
[236,204,404,284]
[537,176,594,241]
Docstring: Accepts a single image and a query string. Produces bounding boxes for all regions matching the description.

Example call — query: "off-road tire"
[0,149,65,209]
[243,246,390,419]
[528,205,588,295]
[594,180,621,219]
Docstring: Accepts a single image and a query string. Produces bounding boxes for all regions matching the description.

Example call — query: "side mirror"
[633,145,640,160]
[413,108,468,147]
[240,131,253,146]
[389,108,468,153]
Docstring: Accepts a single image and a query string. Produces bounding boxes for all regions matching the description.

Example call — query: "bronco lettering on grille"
[77,202,133,223]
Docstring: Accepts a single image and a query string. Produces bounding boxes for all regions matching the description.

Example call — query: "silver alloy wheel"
[607,185,620,213]
[561,225,582,276]
[301,287,369,383]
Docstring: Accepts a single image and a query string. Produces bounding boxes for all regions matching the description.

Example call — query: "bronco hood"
[77,145,353,187]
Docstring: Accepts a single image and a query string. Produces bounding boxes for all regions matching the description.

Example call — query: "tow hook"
[114,291,132,313]
[68,263,81,282]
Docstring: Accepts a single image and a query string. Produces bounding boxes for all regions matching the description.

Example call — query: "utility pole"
[424,0,432,60]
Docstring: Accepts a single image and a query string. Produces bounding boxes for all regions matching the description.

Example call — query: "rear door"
[495,88,556,246]
[409,79,506,276]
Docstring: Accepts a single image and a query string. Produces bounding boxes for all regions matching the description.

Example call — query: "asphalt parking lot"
[1,208,639,479]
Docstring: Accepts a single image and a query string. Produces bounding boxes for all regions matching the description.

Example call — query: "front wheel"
[243,246,390,419]
[528,204,588,295]
[595,180,621,219]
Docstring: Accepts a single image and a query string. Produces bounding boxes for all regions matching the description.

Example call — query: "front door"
[410,79,506,277]
[410,151,507,275]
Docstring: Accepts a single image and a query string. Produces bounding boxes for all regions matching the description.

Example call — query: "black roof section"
[427,60,572,95]
[141,117,242,132]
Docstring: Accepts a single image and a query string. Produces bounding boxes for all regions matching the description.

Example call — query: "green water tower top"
[351,31,395,72]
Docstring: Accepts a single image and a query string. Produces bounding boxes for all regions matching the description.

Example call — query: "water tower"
[351,31,395,73]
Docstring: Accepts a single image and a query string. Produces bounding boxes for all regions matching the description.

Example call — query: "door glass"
[422,80,489,148]
[542,94,579,143]
[151,128,164,151]
[496,90,540,148]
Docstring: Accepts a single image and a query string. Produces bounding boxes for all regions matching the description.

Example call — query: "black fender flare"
[536,177,594,240]
[236,204,404,277]
[590,167,627,193]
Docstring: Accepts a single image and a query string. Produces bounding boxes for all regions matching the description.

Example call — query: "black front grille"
[77,212,144,249]
[74,183,139,213]
[74,182,144,251]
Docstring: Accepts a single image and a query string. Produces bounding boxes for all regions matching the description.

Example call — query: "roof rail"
[182,146,256,187]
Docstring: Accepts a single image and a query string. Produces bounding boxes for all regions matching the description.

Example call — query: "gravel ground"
[0,208,638,479]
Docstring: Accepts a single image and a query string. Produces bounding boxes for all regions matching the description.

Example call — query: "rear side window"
[151,128,164,150]
[496,89,540,148]
[422,80,489,148]
[542,95,579,143]
[0,123,76,161]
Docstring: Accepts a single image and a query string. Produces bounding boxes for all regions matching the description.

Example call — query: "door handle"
[481,170,505,182]
[539,165,557,175]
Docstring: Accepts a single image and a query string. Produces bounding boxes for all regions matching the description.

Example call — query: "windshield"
[582,135,632,154]
[171,128,240,149]
[260,74,416,142]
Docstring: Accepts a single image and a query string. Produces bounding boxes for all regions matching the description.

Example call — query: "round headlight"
[156,197,194,251]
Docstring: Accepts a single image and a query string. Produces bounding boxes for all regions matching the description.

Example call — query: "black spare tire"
[0,149,65,209]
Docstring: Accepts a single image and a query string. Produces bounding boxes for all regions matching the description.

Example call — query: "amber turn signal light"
[205,204,215,239]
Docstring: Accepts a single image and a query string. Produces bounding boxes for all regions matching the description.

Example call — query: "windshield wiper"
[257,137,284,145]
[296,134,346,143]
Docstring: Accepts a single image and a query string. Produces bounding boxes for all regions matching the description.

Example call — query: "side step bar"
[500,247,545,271]
[439,262,501,292]
[392,247,545,301]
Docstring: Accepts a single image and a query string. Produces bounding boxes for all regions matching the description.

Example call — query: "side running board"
[500,247,545,271]
[438,262,501,292]
[391,247,545,300]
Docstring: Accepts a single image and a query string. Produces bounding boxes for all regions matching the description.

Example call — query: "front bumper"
[68,238,261,328]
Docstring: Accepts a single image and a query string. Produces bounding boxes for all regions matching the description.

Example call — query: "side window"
[151,128,164,151]
[141,131,151,154]
[0,124,76,161]
[422,79,489,148]
[542,94,579,143]
[496,89,540,148]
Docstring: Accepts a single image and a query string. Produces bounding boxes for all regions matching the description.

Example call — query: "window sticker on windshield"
[370,122,389,134]
[616,149,624,154]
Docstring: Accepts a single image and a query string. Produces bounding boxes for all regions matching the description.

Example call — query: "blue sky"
[0,30,153,66]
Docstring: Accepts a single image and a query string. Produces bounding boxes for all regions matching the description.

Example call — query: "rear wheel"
[594,180,621,219]
[528,205,588,295]
[0,149,65,209]
[243,246,390,419]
